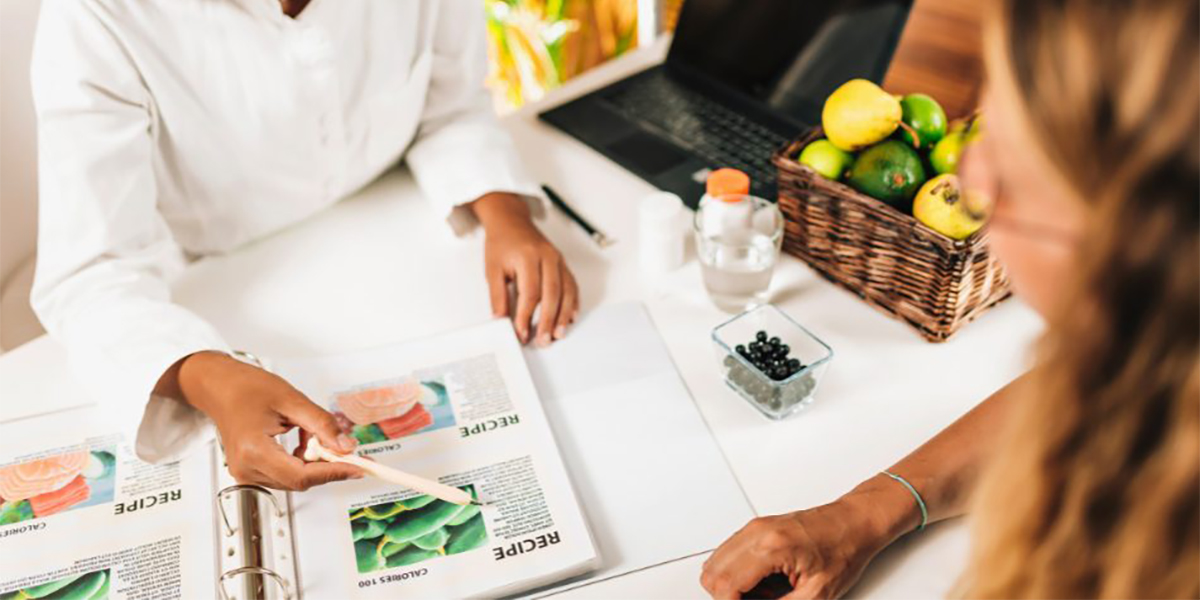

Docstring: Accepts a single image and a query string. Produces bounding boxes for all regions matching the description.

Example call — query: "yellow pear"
[913,174,991,240]
[821,79,902,151]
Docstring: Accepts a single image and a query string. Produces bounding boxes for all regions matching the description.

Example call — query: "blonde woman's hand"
[172,351,365,491]
[700,493,908,600]
[473,192,579,346]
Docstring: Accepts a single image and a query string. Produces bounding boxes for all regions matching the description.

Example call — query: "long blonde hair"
[964,0,1200,597]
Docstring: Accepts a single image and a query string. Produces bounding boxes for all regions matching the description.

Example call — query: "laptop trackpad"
[606,131,690,175]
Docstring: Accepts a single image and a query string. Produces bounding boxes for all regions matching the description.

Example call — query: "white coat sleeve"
[29,0,228,463]
[403,0,544,236]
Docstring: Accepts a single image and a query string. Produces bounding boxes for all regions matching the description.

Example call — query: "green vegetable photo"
[0,568,111,600]
[348,486,488,573]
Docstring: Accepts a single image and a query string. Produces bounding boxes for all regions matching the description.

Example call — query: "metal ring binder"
[216,484,291,600]
[217,566,290,600]
[216,484,284,537]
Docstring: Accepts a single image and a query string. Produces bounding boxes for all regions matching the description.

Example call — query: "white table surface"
[0,40,1041,598]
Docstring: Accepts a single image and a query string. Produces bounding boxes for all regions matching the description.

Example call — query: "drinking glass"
[693,194,784,312]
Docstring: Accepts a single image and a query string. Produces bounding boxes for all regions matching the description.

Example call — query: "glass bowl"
[711,304,834,420]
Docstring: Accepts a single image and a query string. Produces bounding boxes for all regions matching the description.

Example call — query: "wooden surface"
[883,0,983,118]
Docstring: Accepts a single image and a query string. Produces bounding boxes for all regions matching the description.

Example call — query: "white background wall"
[0,0,46,351]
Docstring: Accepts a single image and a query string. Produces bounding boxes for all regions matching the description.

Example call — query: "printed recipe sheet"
[0,408,217,599]
[275,319,598,599]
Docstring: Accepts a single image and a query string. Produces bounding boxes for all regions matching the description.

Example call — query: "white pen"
[302,438,482,506]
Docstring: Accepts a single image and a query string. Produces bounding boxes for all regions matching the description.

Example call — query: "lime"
[798,139,854,181]
[898,94,947,151]
[930,132,965,175]
[847,140,927,210]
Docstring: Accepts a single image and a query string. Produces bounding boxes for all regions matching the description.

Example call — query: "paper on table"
[0,407,217,599]
[523,302,756,595]
[274,319,597,599]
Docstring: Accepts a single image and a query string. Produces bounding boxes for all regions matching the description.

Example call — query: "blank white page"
[523,302,755,595]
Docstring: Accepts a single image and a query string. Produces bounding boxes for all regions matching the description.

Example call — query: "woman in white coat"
[30,0,578,491]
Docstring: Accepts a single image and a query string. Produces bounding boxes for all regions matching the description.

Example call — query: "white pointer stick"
[303,438,480,506]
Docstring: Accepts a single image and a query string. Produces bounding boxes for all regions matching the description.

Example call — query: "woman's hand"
[473,192,579,346]
[169,351,365,491]
[701,479,918,599]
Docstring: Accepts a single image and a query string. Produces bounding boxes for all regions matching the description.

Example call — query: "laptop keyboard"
[599,70,789,195]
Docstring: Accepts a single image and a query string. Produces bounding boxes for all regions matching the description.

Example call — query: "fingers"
[293,429,312,460]
[279,393,357,454]
[554,265,579,341]
[230,439,363,492]
[255,443,363,491]
[486,264,509,319]
[535,258,563,346]
[702,519,791,599]
[702,544,774,599]
[512,259,541,344]
[293,461,366,490]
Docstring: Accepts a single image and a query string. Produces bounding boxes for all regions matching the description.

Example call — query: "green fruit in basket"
[913,174,990,240]
[797,139,854,181]
[821,79,902,151]
[930,131,965,175]
[897,93,947,150]
[846,140,927,210]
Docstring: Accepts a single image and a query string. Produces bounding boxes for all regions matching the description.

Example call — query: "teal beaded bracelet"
[883,471,928,532]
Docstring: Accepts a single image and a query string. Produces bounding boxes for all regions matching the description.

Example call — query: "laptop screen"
[667,0,913,126]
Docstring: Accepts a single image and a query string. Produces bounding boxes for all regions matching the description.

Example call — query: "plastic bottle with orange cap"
[693,168,784,312]
[698,168,754,234]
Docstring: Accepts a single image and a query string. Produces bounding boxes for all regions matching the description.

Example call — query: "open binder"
[207,318,598,600]
[1,303,752,600]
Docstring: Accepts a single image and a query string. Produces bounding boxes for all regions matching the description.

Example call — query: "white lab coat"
[29,0,540,462]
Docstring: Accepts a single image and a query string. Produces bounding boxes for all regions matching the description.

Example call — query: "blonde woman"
[700,0,1199,597]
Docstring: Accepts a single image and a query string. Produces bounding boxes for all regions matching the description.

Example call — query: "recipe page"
[0,407,217,599]
[274,318,597,599]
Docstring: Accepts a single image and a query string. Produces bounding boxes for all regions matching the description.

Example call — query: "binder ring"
[217,566,290,600]
[216,484,285,537]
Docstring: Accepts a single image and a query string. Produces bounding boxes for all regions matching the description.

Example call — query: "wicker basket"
[771,128,1011,342]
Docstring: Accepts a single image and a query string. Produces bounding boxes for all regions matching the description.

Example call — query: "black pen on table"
[541,184,613,248]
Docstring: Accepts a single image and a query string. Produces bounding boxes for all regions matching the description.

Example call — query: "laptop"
[539,0,913,206]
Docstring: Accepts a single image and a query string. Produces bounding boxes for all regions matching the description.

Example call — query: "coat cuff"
[67,326,230,465]
[405,120,544,236]
[125,334,229,463]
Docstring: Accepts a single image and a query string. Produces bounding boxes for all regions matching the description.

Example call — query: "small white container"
[639,191,686,274]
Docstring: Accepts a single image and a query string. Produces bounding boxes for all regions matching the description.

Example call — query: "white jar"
[638,191,686,275]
